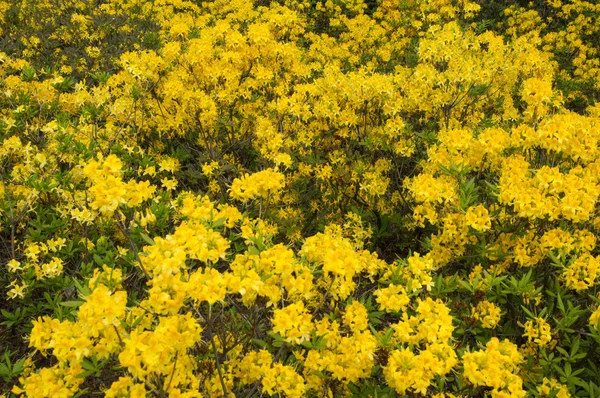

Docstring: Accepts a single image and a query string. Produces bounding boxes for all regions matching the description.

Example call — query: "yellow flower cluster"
[385,298,457,395]
[590,305,600,330]
[16,283,127,395]
[519,113,600,163]
[118,313,202,385]
[262,363,306,398]
[11,364,84,398]
[521,77,556,121]
[229,244,313,306]
[523,317,553,347]
[104,376,147,398]
[271,302,314,344]
[229,169,286,202]
[300,226,385,300]
[4,0,600,395]
[427,128,512,173]
[375,284,410,312]
[82,154,156,216]
[463,338,526,397]
[465,204,492,232]
[384,344,456,395]
[498,155,600,223]
[471,300,502,329]
[235,350,305,397]
[303,312,378,389]
[563,253,600,291]
[177,193,242,228]
[405,173,457,206]
[402,252,436,291]
[537,377,571,398]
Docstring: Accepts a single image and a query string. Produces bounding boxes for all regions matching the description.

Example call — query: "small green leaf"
[60,301,85,308]
[140,232,155,245]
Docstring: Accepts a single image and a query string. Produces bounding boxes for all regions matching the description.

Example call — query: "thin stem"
[165,351,178,392]
[193,303,228,397]
[114,212,151,280]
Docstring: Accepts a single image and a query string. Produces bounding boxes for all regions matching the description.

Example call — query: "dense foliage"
[1,0,600,396]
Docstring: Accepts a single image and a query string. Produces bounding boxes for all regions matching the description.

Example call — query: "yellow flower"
[272,302,314,344]
[563,253,600,291]
[375,284,410,312]
[591,306,600,330]
[201,161,219,176]
[463,338,525,397]
[7,280,28,299]
[523,318,553,347]
[7,259,22,272]
[41,257,63,278]
[143,165,157,177]
[343,301,369,332]
[158,156,180,173]
[105,376,147,398]
[161,177,178,190]
[262,363,305,398]
[472,300,502,328]
[229,168,285,202]
[465,204,492,231]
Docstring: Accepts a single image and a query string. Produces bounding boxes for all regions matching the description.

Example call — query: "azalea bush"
[1,0,600,397]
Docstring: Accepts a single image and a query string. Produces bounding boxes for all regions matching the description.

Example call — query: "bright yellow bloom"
[375,284,410,312]
[463,337,525,397]
[472,300,502,329]
[523,317,553,347]
[229,168,285,202]
[272,302,314,344]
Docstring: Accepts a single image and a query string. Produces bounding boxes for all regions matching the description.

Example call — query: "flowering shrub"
[2,0,600,397]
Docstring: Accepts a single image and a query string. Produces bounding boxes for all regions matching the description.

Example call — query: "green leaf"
[73,278,92,298]
[211,217,227,228]
[93,253,104,266]
[130,312,147,330]
[140,232,155,245]
[247,246,261,256]
[76,370,95,379]
[520,305,536,319]
[81,359,97,371]
[60,301,84,308]
[252,339,268,348]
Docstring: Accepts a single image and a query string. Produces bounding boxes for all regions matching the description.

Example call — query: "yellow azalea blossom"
[7,259,22,272]
[590,306,600,330]
[471,300,502,329]
[161,177,178,190]
[523,318,553,347]
[537,377,571,398]
[7,281,28,299]
[229,168,285,202]
[463,338,526,397]
[375,284,410,312]
[272,301,314,344]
